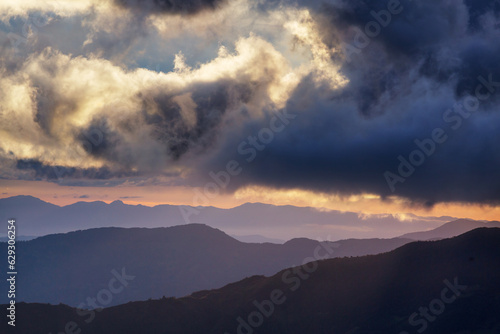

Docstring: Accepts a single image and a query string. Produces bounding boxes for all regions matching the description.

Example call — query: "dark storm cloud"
[319,0,500,101]
[114,0,226,15]
[326,0,468,55]
[4,0,500,205]
[15,159,139,180]
[316,0,468,112]
[463,0,500,30]
[195,0,500,205]
[455,41,500,101]
[139,82,229,160]
[202,74,500,205]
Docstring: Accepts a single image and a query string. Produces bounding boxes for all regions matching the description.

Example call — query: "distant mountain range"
[0,195,455,240]
[4,228,499,334]
[0,224,412,307]
[400,219,500,240]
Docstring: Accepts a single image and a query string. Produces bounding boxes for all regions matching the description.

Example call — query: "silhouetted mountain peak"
[283,237,318,247]
[0,195,58,207]
[64,200,108,208]
[31,223,237,246]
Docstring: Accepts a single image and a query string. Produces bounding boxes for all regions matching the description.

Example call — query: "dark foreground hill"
[3,228,499,334]
[0,224,411,307]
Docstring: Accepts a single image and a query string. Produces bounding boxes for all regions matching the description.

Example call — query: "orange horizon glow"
[1,179,499,222]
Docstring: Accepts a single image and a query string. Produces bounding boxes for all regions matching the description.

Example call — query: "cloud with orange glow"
[0,0,500,219]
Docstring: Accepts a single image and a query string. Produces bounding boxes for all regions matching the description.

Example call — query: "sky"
[1,0,500,223]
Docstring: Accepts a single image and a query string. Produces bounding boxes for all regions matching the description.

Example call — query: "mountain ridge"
[0,195,457,240]
[3,228,499,334]
[0,223,414,307]
[399,218,500,240]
